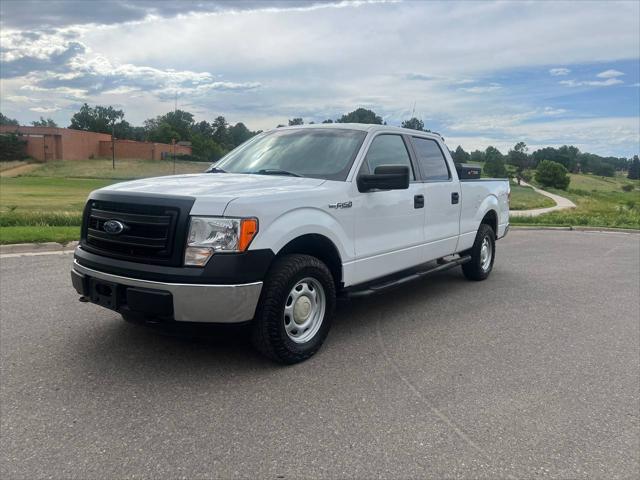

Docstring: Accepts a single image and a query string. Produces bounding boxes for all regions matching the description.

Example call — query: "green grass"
[0,226,80,245]
[509,183,555,210]
[24,158,207,180]
[512,174,640,229]
[0,158,210,244]
[567,172,638,193]
[1,177,112,214]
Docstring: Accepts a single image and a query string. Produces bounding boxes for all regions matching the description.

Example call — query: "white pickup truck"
[71,124,510,363]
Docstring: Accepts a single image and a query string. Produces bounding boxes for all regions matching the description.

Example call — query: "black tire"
[462,223,496,281]
[251,254,336,364]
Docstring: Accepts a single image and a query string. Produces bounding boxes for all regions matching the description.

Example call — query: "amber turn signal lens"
[239,218,258,251]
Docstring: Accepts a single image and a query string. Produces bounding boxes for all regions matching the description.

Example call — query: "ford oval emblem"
[103,219,125,235]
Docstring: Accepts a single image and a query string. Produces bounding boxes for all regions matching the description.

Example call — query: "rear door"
[409,136,461,261]
[351,133,425,284]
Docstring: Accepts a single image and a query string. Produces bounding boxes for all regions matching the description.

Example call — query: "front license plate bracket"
[89,278,119,310]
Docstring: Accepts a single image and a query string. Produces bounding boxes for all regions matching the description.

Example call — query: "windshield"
[213,128,367,181]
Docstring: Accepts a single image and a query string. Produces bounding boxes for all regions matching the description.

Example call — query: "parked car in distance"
[71,124,510,363]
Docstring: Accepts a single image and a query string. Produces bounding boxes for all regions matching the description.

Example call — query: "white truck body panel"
[97,124,509,289]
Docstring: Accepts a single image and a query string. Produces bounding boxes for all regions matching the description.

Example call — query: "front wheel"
[462,223,495,281]
[251,254,336,364]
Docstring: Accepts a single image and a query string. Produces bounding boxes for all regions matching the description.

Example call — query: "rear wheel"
[462,223,495,281]
[251,254,336,364]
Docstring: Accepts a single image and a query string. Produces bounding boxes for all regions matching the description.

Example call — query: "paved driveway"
[1,230,638,479]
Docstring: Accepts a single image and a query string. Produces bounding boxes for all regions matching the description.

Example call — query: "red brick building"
[0,125,191,161]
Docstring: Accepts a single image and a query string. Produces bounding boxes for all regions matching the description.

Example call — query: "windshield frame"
[211,128,367,181]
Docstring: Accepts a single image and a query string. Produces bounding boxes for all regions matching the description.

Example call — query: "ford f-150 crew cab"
[71,124,510,363]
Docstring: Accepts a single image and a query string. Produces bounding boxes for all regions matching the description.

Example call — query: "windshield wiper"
[206,167,226,173]
[253,169,301,177]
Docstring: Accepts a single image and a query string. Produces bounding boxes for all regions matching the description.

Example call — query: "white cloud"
[4,95,32,103]
[459,83,501,94]
[1,0,638,155]
[30,106,60,113]
[542,106,568,116]
[596,69,624,78]
[560,78,624,87]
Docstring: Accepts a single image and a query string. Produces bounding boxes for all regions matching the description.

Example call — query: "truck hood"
[99,173,327,215]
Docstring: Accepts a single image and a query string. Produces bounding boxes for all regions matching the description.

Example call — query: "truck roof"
[272,123,444,140]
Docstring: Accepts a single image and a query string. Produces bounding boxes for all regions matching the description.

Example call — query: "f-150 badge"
[328,201,352,209]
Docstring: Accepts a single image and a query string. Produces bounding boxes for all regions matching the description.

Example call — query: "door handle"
[451,192,459,204]
[414,194,424,209]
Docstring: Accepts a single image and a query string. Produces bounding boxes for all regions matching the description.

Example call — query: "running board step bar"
[345,255,471,298]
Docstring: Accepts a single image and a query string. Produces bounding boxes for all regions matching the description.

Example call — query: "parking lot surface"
[1,230,639,479]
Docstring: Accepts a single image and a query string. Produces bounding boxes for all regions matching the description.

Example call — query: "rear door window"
[411,137,451,181]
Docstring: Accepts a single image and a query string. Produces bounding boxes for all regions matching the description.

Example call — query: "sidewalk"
[510,181,576,217]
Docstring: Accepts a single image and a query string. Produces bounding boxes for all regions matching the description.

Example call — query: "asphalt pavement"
[1,230,639,479]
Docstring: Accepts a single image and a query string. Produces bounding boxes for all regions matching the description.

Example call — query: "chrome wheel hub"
[480,236,493,271]
[284,277,326,343]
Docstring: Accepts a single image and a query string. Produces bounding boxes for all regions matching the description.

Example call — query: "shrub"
[521,169,534,182]
[0,133,27,160]
[535,160,570,190]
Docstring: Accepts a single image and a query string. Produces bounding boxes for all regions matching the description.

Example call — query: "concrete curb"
[511,226,639,234]
[0,241,79,255]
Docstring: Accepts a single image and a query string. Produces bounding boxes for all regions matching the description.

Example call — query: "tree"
[192,120,214,137]
[470,150,485,163]
[483,146,507,177]
[401,117,424,131]
[228,122,255,147]
[69,103,125,134]
[321,119,333,124]
[453,145,471,164]
[31,117,58,127]
[144,109,194,144]
[191,132,226,162]
[628,155,640,180]
[211,115,233,149]
[288,118,304,126]
[535,160,570,190]
[590,160,615,177]
[336,108,383,124]
[507,141,531,184]
[144,118,180,144]
[532,145,579,172]
[0,112,19,126]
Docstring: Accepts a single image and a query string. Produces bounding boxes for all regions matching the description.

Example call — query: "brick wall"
[0,126,191,161]
[99,140,192,160]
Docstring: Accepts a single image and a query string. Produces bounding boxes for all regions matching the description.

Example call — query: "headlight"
[184,217,258,266]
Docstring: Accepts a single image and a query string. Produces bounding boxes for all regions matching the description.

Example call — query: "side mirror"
[357,164,410,192]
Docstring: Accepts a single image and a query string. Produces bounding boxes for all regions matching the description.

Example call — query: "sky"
[0,0,639,157]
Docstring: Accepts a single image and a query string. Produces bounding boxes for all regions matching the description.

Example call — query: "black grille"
[83,200,180,264]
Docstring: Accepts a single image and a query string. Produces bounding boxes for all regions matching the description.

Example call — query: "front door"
[352,134,425,285]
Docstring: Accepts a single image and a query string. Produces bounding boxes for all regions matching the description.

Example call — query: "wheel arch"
[276,233,343,288]
[481,209,498,234]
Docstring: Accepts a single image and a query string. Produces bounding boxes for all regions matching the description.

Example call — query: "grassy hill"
[1,159,207,244]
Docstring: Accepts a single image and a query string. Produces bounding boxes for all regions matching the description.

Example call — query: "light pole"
[172,138,176,174]
[111,121,115,170]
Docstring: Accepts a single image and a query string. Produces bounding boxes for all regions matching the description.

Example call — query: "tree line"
[449,141,639,185]
[1,108,638,180]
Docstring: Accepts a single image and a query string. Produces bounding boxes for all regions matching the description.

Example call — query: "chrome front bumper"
[72,260,262,323]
